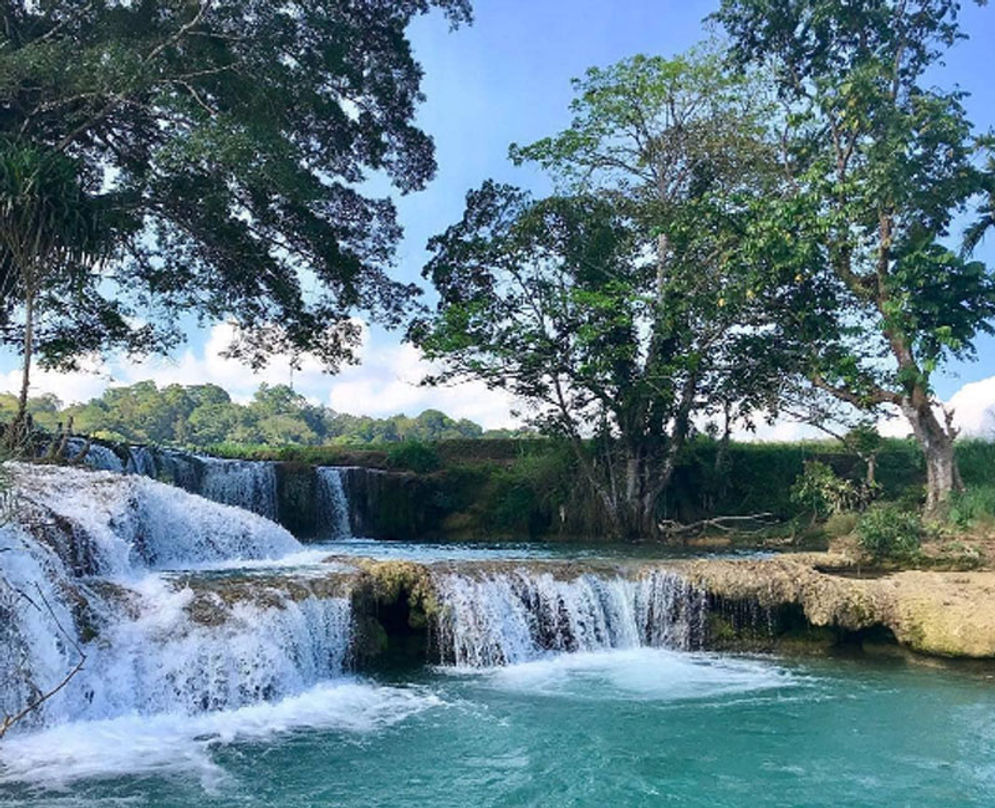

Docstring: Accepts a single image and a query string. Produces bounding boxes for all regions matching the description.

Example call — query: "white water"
[316,466,352,539]
[64,442,282,521]
[63,438,124,473]
[479,646,796,701]
[0,457,721,790]
[431,568,707,667]
[198,458,279,521]
[0,464,348,734]
[68,577,354,721]
[11,463,298,574]
[0,681,441,789]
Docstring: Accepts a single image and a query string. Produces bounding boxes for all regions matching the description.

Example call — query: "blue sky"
[3,0,995,433]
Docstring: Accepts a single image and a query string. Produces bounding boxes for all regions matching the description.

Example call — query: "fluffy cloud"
[5,324,994,437]
[2,322,522,430]
[940,376,995,438]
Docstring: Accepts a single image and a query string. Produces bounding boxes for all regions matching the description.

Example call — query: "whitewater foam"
[477,647,797,702]
[431,567,707,666]
[0,681,442,789]
[9,463,299,574]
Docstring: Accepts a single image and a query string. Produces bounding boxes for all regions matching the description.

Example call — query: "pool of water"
[3,650,993,807]
[315,537,769,563]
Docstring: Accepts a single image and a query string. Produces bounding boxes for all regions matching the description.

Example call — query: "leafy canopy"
[0,0,471,370]
[713,0,995,405]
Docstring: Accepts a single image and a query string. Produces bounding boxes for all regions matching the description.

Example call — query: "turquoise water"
[3,649,993,807]
[320,537,768,562]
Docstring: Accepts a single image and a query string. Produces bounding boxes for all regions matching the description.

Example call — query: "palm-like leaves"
[0,141,108,303]
[0,140,113,446]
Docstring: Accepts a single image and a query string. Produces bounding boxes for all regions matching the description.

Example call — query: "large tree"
[414,52,785,538]
[0,0,470,388]
[713,0,995,514]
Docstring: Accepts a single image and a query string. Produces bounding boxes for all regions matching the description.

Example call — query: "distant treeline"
[0,381,525,447]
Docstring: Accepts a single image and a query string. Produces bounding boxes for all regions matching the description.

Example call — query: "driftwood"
[657,512,779,538]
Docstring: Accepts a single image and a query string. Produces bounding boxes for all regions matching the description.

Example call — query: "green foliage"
[953,440,995,488]
[13,380,494,449]
[713,0,995,509]
[823,511,859,539]
[386,441,441,474]
[790,461,859,520]
[483,446,575,536]
[415,46,785,537]
[857,505,925,562]
[948,486,995,529]
[0,0,471,372]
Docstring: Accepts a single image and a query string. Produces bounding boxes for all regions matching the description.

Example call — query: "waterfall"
[11,463,298,574]
[0,464,353,734]
[153,448,202,492]
[66,582,353,721]
[124,445,158,477]
[197,458,279,521]
[315,467,352,539]
[66,443,278,524]
[430,567,707,667]
[63,438,124,473]
[1,540,352,727]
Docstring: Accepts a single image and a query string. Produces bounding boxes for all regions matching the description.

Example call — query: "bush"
[857,504,924,561]
[790,460,859,520]
[385,440,440,473]
[955,440,995,488]
[948,485,995,529]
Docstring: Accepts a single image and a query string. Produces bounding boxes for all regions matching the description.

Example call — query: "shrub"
[857,504,924,561]
[385,440,440,473]
[790,461,859,520]
[948,485,995,529]
[823,511,859,538]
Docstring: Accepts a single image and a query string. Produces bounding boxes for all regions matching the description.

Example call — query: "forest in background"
[0,380,522,447]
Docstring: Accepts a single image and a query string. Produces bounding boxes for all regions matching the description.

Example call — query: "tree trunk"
[617,447,670,540]
[10,290,34,451]
[899,394,961,516]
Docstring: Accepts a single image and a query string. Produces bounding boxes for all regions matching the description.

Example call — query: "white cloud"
[325,339,521,429]
[5,326,994,438]
[0,356,112,407]
[944,376,995,438]
[0,322,522,429]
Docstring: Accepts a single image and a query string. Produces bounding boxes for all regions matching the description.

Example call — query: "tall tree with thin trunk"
[0,143,111,448]
[714,0,995,515]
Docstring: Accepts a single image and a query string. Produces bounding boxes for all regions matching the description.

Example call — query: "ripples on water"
[3,465,994,807]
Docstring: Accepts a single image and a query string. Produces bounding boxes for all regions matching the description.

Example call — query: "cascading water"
[63,437,125,473]
[0,464,354,735]
[64,582,353,721]
[430,567,707,667]
[2,461,715,751]
[61,443,280,523]
[124,445,158,477]
[197,458,279,521]
[315,467,353,539]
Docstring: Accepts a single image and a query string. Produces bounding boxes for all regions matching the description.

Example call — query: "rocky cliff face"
[674,554,995,658]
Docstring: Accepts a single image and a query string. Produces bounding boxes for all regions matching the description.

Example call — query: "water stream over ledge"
[2,460,994,806]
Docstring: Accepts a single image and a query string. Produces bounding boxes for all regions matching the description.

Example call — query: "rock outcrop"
[675,554,995,658]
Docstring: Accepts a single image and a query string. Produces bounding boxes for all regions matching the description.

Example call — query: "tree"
[0,142,130,448]
[0,0,471,384]
[713,0,995,514]
[414,51,785,538]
